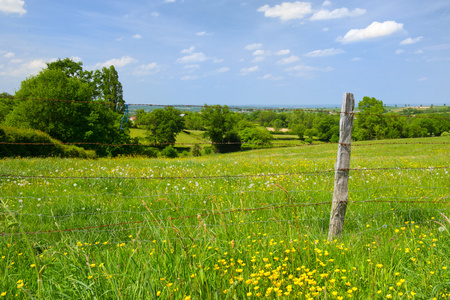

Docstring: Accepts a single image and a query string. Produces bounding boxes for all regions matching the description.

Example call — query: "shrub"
[191,144,202,157]
[161,145,178,158]
[204,146,212,155]
[239,127,273,150]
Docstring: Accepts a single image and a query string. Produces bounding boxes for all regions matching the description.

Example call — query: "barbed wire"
[1,166,448,181]
[0,141,448,148]
[1,198,448,237]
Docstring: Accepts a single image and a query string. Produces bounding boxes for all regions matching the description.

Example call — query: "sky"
[1,0,449,107]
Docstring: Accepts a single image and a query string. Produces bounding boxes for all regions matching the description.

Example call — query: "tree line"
[1,58,449,158]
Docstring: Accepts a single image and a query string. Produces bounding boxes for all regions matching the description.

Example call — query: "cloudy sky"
[1,0,449,106]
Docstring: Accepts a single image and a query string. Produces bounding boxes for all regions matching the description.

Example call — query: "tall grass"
[1,136,449,299]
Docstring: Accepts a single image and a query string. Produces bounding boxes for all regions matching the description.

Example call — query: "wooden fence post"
[328,92,355,240]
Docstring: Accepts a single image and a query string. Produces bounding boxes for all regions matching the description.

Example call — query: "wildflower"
[30,264,36,268]
[247,292,252,296]
[157,291,161,297]
[376,264,383,268]
[1,292,6,297]
[386,295,392,299]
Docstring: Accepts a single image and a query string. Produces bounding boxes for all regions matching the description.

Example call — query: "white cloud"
[164,0,175,2]
[253,56,265,62]
[177,52,209,64]
[7,59,47,77]
[184,64,200,69]
[196,31,213,36]
[260,74,283,81]
[277,55,300,64]
[133,62,161,76]
[4,52,14,58]
[310,8,366,21]
[252,50,265,56]
[0,0,26,15]
[71,56,82,62]
[287,64,333,73]
[322,27,329,32]
[395,49,404,55]
[338,21,404,43]
[304,48,344,57]
[181,75,198,80]
[257,2,312,21]
[181,46,195,54]
[400,36,423,45]
[133,34,142,39]
[213,58,224,63]
[414,49,424,54]
[10,58,22,63]
[95,56,138,68]
[214,67,230,73]
[151,12,159,17]
[351,57,362,61]
[276,49,290,56]
[240,66,259,75]
[244,43,262,50]
[322,1,331,6]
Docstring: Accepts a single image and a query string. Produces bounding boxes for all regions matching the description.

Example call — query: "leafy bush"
[161,145,178,158]
[204,146,212,155]
[239,127,273,150]
[0,126,95,158]
[191,144,202,157]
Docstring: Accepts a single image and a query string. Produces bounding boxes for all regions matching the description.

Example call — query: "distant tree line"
[1,57,449,157]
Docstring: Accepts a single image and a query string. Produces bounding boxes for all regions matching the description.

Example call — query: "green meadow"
[1,136,449,299]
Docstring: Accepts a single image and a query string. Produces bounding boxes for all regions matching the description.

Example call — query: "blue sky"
[1,0,449,107]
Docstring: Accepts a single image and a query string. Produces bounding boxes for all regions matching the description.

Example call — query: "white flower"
[438,227,446,232]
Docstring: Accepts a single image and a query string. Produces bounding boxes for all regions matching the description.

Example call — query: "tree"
[141,106,185,145]
[4,60,132,156]
[239,127,273,149]
[201,105,241,153]
[291,124,306,140]
[0,92,15,123]
[94,66,125,113]
[184,112,205,130]
[354,96,386,140]
[316,115,339,141]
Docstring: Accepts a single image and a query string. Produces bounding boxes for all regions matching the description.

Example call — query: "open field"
[1,136,449,299]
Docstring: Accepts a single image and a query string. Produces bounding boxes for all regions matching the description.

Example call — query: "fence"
[1,93,449,244]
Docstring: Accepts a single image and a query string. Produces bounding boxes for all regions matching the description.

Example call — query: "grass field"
[1,136,449,299]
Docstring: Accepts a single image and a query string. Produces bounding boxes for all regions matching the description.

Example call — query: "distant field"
[2,136,449,299]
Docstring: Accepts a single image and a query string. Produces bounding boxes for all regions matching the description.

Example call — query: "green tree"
[316,115,339,141]
[5,68,96,142]
[141,106,185,145]
[201,105,241,153]
[291,124,306,140]
[94,66,125,113]
[4,61,132,156]
[239,127,273,149]
[354,96,386,140]
[184,112,205,130]
[0,92,15,123]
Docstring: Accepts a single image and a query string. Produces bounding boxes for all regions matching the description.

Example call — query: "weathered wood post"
[328,92,355,240]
